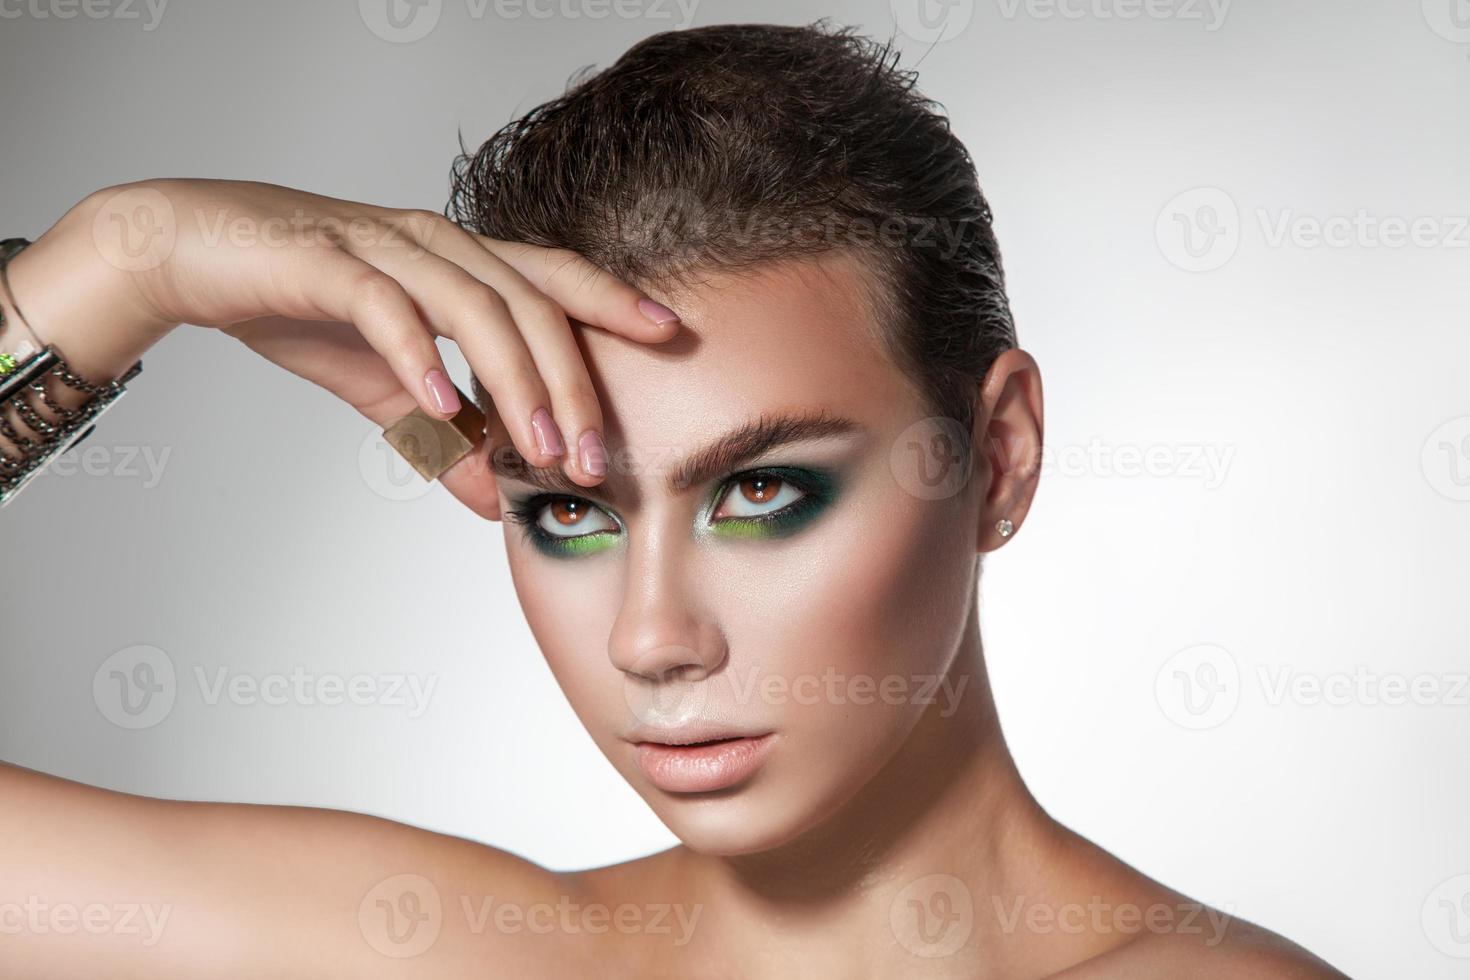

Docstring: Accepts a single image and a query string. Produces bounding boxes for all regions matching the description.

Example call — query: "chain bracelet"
[0,238,144,507]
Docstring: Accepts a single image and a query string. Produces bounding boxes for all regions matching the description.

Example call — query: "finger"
[353,242,566,474]
[467,233,682,343]
[407,220,610,488]
[276,251,464,422]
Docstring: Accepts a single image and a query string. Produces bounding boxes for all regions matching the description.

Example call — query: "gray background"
[3,1,1468,976]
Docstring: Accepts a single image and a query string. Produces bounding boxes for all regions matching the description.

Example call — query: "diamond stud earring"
[996,518,1014,538]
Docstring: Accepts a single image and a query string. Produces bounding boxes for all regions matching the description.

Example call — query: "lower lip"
[634,733,775,793]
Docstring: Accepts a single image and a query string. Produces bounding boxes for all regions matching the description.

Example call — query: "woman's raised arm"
[0,178,683,976]
[1,178,682,513]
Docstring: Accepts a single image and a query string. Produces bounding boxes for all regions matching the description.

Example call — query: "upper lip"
[624,722,773,747]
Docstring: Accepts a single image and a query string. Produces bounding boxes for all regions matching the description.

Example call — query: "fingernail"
[531,407,565,457]
[424,369,461,416]
[638,298,680,328]
[579,428,607,477]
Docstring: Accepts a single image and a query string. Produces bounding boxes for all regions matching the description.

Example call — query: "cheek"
[724,485,976,735]
[504,540,624,729]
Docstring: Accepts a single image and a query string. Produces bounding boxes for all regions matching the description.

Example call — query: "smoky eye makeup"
[502,465,843,559]
[700,466,840,541]
[502,494,623,559]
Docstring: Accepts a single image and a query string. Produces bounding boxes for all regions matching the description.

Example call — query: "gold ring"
[381,386,486,482]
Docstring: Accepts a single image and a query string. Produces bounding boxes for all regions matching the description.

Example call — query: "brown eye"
[535,498,619,538]
[739,474,782,504]
[712,471,806,521]
[549,500,585,526]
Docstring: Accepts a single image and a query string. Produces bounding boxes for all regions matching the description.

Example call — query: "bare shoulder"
[0,761,594,977]
[1053,909,1350,979]
[180,796,604,976]
[1029,820,1350,979]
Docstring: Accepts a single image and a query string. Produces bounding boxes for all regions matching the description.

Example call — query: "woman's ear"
[972,348,1044,552]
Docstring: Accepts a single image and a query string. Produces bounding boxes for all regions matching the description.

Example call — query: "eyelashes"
[503,466,839,559]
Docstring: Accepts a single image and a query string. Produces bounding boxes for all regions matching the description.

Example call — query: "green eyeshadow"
[507,466,840,558]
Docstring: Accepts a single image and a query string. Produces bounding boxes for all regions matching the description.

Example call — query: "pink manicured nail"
[579,429,607,477]
[424,369,461,416]
[531,407,565,457]
[638,298,680,327]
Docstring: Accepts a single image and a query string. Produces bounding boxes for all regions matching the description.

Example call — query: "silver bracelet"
[0,238,143,508]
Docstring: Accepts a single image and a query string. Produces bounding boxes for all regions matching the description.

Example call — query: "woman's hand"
[10,178,681,519]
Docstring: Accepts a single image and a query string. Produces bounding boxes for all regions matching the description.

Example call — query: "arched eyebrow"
[490,408,860,504]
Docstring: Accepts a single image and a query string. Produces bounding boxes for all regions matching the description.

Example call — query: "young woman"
[0,21,1348,979]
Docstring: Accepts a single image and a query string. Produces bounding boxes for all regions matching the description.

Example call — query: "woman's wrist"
[4,188,177,388]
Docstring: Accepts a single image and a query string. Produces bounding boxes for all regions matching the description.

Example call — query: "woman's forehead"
[576,252,911,447]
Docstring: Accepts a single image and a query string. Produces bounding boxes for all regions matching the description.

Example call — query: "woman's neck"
[668,597,1093,975]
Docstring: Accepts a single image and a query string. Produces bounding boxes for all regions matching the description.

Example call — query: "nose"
[606,527,728,684]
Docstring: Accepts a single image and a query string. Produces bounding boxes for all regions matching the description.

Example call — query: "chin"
[627,756,861,858]
[649,793,813,857]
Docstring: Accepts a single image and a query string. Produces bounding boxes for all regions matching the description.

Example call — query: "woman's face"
[494,251,984,856]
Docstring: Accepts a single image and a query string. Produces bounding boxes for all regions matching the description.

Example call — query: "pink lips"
[634,733,775,793]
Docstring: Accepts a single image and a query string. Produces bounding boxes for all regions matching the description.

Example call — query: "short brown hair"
[449,19,1017,440]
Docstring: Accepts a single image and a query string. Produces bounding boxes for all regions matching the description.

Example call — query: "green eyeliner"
[533,530,620,559]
